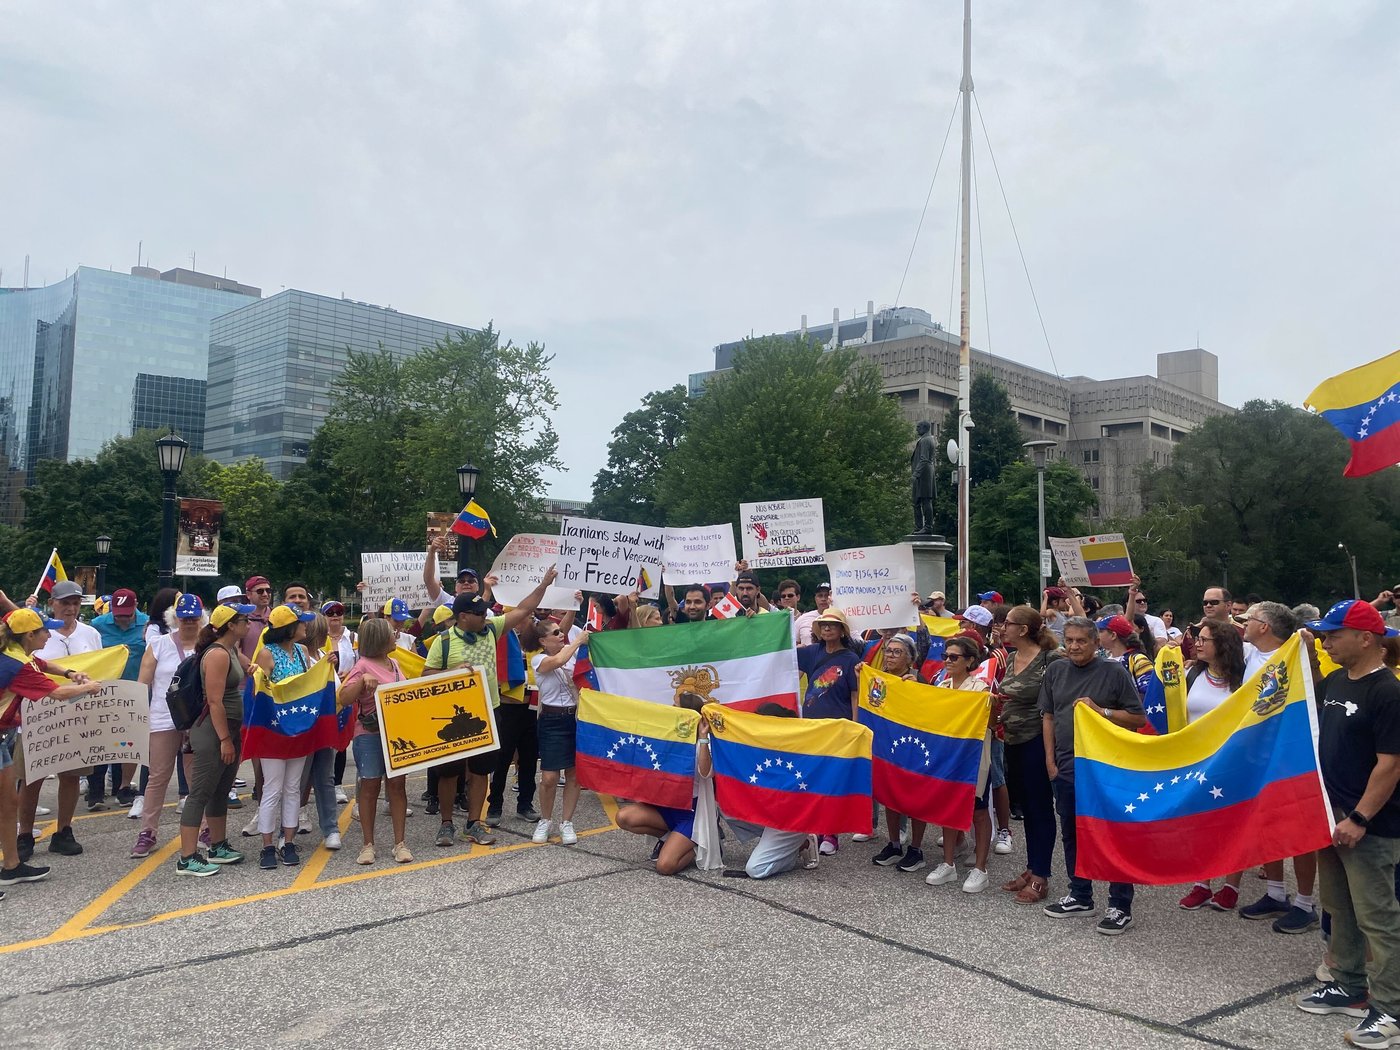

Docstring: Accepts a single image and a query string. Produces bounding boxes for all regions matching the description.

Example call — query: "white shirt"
[329,630,357,672]
[148,633,197,733]
[794,609,821,647]
[1243,642,1280,679]
[532,652,578,708]
[1186,670,1234,723]
[36,622,103,660]
[1142,613,1168,643]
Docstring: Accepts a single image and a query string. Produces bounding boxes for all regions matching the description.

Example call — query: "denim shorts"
[0,728,15,771]
[537,707,577,771]
[352,734,386,779]
[990,738,1006,791]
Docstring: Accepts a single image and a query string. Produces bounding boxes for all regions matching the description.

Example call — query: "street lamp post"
[1339,542,1360,599]
[155,433,189,589]
[457,462,480,574]
[95,535,111,597]
[1023,439,1057,595]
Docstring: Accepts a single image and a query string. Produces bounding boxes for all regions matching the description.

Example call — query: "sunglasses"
[1135,598,1148,604]
[1202,599,1223,606]
[253,588,272,594]
[944,653,967,662]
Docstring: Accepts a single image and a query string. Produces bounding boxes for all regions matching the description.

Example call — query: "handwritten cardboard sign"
[22,680,149,778]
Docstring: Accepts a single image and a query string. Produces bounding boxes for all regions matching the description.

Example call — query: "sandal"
[1012,875,1048,905]
[1002,870,1032,893]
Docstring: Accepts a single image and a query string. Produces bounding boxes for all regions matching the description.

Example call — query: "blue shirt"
[91,611,150,680]
[797,643,862,720]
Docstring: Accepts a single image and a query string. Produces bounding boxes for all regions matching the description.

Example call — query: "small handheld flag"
[710,593,745,620]
[451,500,496,539]
[586,599,606,632]
[34,549,67,597]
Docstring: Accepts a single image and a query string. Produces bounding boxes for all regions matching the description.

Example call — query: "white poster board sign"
[554,517,664,597]
[661,523,737,585]
[824,543,918,635]
[740,499,826,568]
[1047,533,1135,588]
[22,680,149,778]
[360,552,433,608]
[488,533,579,610]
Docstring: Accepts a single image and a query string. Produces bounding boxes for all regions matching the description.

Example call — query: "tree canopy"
[587,385,691,526]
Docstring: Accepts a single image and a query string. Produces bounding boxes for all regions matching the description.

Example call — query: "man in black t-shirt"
[1296,599,1400,1047]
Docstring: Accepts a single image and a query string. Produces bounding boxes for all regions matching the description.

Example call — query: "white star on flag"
[1155,783,1164,792]
[1210,786,1224,799]
[1138,793,1149,802]
[1171,775,1181,785]
[1125,803,1135,813]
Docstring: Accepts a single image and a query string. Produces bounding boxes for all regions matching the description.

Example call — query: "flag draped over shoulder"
[858,666,989,831]
[1073,635,1332,885]
[242,659,350,760]
[589,615,798,712]
[703,702,872,835]
[1140,644,1187,736]
[43,644,128,685]
[575,689,699,810]
[918,615,962,681]
[1305,348,1400,477]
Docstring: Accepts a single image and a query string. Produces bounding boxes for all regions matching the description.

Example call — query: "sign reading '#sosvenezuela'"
[740,498,826,568]
[375,667,500,777]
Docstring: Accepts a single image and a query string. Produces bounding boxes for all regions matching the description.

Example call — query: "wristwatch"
[1348,809,1370,828]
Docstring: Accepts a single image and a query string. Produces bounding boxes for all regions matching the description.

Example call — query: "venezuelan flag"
[1073,635,1332,885]
[43,644,128,686]
[242,658,350,760]
[703,702,872,836]
[1305,348,1400,476]
[1140,644,1188,736]
[858,666,989,831]
[575,689,699,810]
[918,614,962,680]
[1079,535,1133,587]
[37,550,67,594]
[451,499,496,539]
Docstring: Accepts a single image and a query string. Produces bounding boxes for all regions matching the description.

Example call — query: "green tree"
[588,385,691,525]
[934,374,1026,536]
[656,336,909,565]
[1099,496,1206,614]
[203,458,286,586]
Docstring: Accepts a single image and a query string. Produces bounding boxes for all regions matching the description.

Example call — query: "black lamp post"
[1023,439,1057,594]
[95,535,111,597]
[156,433,189,588]
[457,462,480,574]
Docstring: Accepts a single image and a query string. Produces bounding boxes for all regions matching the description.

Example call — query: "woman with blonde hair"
[339,618,412,865]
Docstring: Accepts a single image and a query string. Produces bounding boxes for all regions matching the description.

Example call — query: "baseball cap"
[1306,599,1399,637]
[245,575,271,593]
[50,580,83,601]
[1096,614,1136,639]
[457,567,479,581]
[320,600,346,616]
[926,590,946,601]
[452,594,489,617]
[217,584,248,604]
[1045,586,1069,600]
[210,603,255,629]
[268,604,316,629]
[815,581,832,592]
[432,604,456,625]
[977,591,1003,604]
[958,606,994,628]
[735,570,759,586]
[112,588,137,615]
[382,598,411,622]
[174,594,205,619]
[4,608,63,633]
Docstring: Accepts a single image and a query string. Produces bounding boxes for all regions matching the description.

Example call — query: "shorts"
[435,753,497,780]
[657,800,697,840]
[989,738,1006,791]
[0,728,15,772]
[352,734,386,779]
[537,707,577,772]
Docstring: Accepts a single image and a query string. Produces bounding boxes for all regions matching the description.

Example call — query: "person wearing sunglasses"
[239,576,275,661]
[925,636,995,894]
[1125,575,1169,644]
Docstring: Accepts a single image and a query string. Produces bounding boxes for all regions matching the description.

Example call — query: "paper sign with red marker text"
[489,533,578,610]
[740,499,826,568]
[824,544,918,635]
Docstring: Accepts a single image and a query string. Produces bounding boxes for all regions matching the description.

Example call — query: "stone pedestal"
[903,533,953,599]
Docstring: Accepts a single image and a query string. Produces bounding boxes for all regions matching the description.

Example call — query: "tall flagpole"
[956,0,974,609]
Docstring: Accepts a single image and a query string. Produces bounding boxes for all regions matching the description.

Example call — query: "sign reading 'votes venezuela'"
[375,668,500,777]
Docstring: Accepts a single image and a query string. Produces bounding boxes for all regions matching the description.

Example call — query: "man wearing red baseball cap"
[1297,599,1400,1045]
[240,576,274,660]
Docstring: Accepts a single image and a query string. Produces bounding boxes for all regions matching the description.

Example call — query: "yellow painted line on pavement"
[291,797,358,888]
[48,837,184,938]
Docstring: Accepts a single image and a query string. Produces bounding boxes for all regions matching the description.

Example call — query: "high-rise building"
[693,303,1234,518]
[0,266,260,522]
[204,290,471,479]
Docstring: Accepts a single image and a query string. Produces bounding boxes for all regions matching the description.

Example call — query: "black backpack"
[166,649,207,731]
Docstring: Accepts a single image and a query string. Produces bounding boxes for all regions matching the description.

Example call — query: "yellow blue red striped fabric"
[1305,348,1400,476]
[575,690,699,810]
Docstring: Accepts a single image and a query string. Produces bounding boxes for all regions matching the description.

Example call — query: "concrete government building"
[692,303,1232,519]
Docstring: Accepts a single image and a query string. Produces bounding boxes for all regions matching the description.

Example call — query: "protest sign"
[375,667,500,777]
[554,517,663,598]
[825,543,918,635]
[425,512,459,577]
[176,498,222,576]
[661,523,737,585]
[488,533,579,610]
[22,680,149,779]
[360,552,433,608]
[1049,534,1135,588]
[740,499,826,568]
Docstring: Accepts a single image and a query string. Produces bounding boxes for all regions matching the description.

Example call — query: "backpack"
[166,649,207,731]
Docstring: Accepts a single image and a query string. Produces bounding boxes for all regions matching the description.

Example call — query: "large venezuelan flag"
[42,644,128,686]
[1074,635,1333,885]
[1306,348,1400,476]
[703,702,872,835]
[242,658,351,760]
[858,666,988,831]
[575,689,699,810]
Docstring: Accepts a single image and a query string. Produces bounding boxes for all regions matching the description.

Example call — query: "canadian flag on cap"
[710,593,746,620]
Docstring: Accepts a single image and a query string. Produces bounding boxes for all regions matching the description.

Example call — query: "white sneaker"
[994,828,1013,855]
[351,802,360,820]
[297,807,311,834]
[531,820,552,844]
[176,797,186,814]
[963,867,990,893]
[241,814,260,837]
[559,821,578,845]
[925,862,958,886]
[334,787,348,804]
[558,771,566,786]
[35,805,51,817]
[324,832,342,850]
[379,797,390,814]
[127,796,144,819]
[851,832,872,842]
[404,805,414,817]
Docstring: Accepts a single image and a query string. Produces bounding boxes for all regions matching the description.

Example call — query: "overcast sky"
[4,1,1397,500]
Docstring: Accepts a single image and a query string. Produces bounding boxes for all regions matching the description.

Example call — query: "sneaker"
[420,789,431,801]
[206,841,245,865]
[872,843,904,867]
[86,795,107,812]
[532,820,552,844]
[558,771,566,786]
[425,797,440,816]
[818,835,838,856]
[518,805,541,822]
[897,847,927,874]
[1010,804,1024,821]
[176,853,219,877]
[1178,884,1213,910]
[464,821,496,846]
[1096,907,1134,935]
[1240,892,1292,920]
[852,832,872,842]
[1347,1006,1400,1047]
[1318,960,1335,983]
[1297,983,1369,1017]
[47,827,83,856]
[1044,894,1096,918]
[454,793,468,811]
[0,861,51,885]
[130,829,157,858]
[994,828,1013,855]
[176,797,186,813]
[115,786,138,806]
[925,862,958,886]
[324,832,342,851]
[963,868,990,893]
[351,802,360,820]
[259,845,278,870]
[17,833,34,863]
[1208,885,1239,912]
[198,827,211,850]
[241,815,261,837]
[356,845,375,865]
[436,822,456,848]
[1273,906,1320,935]
[233,777,247,788]
[226,790,243,809]
[297,807,311,834]
[559,821,578,845]
[280,841,300,866]
[392,842,413,864]
[334,787,348,804]
[34,804,51,816]
[127,796,145,819]
[485,808,503,828]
